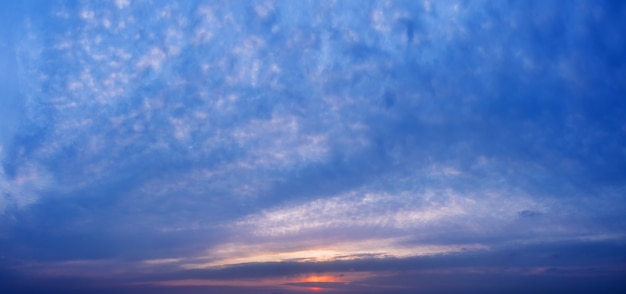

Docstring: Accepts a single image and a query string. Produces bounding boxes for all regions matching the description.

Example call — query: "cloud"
[518,209,542,218]
[136,47,167,71]
[0,0,625,293]
[115,0,130,10]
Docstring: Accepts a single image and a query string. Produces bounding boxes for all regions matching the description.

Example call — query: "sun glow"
[181,239,488,270]
[304,275,340,283]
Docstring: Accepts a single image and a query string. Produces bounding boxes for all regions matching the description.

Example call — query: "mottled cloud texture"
[1,1,625,293]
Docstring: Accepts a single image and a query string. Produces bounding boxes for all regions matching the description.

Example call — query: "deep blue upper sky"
[1,1,625,293]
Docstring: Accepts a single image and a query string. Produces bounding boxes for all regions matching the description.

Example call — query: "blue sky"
[1,0,625,293]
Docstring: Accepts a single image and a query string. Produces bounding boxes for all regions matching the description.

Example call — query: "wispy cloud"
[0,0,625,293]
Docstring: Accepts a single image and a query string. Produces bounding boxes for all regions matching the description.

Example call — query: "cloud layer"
[1,0,625,293]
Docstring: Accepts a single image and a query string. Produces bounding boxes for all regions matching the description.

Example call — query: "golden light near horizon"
[179,238,488,270]
[140,273,354,292]
[304,276,335,293]
[303,274,341,283]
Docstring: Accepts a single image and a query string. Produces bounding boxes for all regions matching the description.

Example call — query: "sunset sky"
[1,0,625,293]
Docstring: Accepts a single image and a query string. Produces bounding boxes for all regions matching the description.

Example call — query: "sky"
[0,0,625,293]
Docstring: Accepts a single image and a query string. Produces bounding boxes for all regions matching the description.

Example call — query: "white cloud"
[193,28,213,44]
[136,47,167,70]
[254,1,275,19]
[233,184,556,242]
[0,162,53,214]
[182,238,488,269]
[115,0,130,9]
[80,10,95,20]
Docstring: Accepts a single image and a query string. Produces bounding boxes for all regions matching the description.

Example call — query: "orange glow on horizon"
[303,274,340,283]
[309,287,323,291]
